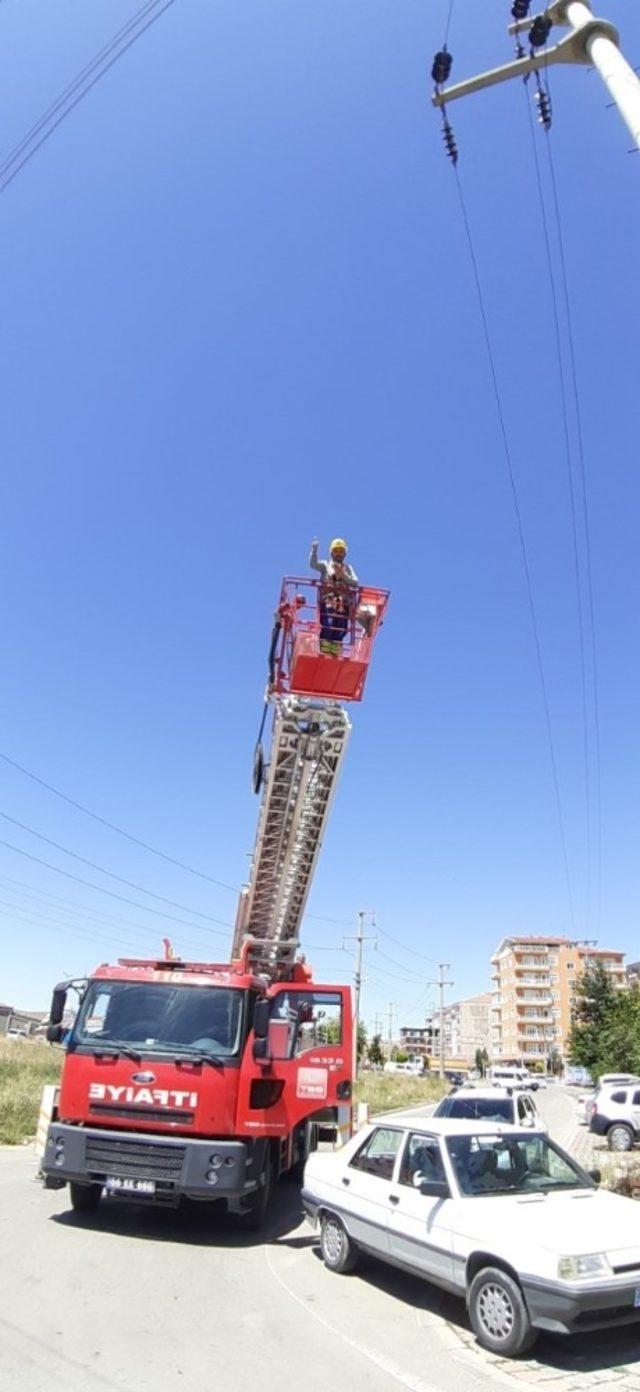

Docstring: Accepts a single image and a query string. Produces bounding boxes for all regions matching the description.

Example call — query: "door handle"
[389,1194,399,1205]
[342,1177,350,1186]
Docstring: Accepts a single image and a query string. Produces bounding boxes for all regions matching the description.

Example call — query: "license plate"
[634,1288,640,1309]
[105,1176,156,1195]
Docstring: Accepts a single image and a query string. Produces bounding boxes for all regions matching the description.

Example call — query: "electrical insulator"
[431,49,453,86]
[535,84,552,129]
[442,116,458,166]
[511,0,530,19]
[529,15,552,47]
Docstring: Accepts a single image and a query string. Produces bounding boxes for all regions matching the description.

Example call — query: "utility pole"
[387,1000,397,1058]
[432,2,640,152]
[343,910,377,1077]
[428,964,454,1081]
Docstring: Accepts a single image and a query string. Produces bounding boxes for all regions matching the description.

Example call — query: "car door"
[341,1125,404,1258]
[630,1088,640,1136]
[516,1094,535,1128]
[387,1131,455,1286]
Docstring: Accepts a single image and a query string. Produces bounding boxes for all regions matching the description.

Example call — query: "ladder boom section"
[233,697,351,975]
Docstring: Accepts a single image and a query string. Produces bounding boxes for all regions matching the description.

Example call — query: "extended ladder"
[232,696,351,976]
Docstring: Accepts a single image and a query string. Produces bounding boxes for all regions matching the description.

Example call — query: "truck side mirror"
[46,984,68,1043]
[253,999,270,1039]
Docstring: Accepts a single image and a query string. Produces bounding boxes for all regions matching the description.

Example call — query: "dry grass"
[355,1070,448,1116]
[0,1039,62,1144]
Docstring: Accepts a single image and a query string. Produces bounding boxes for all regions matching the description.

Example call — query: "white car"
[577,1075,639,1126]
[303,1112,640,1358]
[433,1086,546,1132]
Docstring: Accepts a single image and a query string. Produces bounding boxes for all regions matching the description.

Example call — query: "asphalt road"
[2,1087,640,1392]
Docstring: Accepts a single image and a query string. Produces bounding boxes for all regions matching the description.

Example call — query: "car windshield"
[72,980,244,1058]
[446,1133,593,1197]
[439,1097,513,1122]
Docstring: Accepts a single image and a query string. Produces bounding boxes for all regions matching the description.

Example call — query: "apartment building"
[491,936,626,1065]
[399,1025,431,1059]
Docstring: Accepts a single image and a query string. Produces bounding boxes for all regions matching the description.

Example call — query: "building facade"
[490,936,626,1065]
[425,993,492,1064]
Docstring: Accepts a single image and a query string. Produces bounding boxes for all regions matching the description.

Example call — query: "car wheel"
[69,1181,102,1213]
[468,1266,536,1358]
[608,1124,634,1152]
[320,1213,359,1274]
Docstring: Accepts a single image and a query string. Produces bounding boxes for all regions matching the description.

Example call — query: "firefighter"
[309,537,358,656]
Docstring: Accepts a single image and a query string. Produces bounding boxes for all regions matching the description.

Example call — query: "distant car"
[590,1081,640,1151]
[5,1028,28,1040]
[434,1086,545,1132]
[303,1113,640,1357]
[383,1061,423,1076]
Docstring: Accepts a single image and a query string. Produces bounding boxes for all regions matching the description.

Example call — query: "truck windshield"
[72,981,244,1059]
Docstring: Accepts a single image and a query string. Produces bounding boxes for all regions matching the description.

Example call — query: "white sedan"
[303,1112,640,1358]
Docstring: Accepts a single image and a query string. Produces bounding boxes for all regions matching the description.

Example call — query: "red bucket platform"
[270,577,389,703]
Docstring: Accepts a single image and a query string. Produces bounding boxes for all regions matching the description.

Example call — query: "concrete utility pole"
[428,964,454,1081]
[343,910,377,1077]
[432,1,640,152]
[387,1000,397,1057]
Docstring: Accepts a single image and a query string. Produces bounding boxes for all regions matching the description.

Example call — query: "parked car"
[303,1113,640,1357]
[433,1086,546,1132]
[579,1075,640,1129]
[590,1080,640,1151]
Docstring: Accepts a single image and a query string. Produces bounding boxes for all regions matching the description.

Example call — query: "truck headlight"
[558,1253,611,1279]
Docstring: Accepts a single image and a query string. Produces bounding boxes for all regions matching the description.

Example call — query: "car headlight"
[558,1253,611,1280]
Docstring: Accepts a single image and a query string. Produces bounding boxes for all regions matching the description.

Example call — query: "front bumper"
[523,1274,640,1335]
[301,1188,320,1226]
[41,1122,267,1208]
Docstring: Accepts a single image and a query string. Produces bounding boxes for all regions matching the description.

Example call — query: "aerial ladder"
[232,574,389,977]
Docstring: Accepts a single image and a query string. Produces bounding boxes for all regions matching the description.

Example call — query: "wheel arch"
[466,1252,524,1297]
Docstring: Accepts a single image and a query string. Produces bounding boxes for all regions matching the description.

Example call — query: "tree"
[546,1046,562,1077]
[475,1047,490,1077]
[569,964,623,1078]
[357,1021,368,1063]
[367,1033,384,1066]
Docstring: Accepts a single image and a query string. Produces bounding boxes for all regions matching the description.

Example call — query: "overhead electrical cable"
[0,751,237,893]
[541,56,603,929]
[0,809,231,925]
[0,0,178,196]
[451,166,576,933]
[375,924,440,965]
[0,873,226,948]
[0,836,231,935]
[523,86,593,929]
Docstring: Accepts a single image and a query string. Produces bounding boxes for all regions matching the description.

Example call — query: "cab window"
[269,991,342,1058]
[398,1133,446,1189]
[350,1127,403,1180]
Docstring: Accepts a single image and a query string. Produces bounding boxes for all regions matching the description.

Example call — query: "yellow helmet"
[330,537,347,555]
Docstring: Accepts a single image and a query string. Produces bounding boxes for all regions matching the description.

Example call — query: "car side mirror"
[419,1179,450,1199]
[588,1168,602,1186]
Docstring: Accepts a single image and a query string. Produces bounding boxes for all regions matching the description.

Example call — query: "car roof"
[442,1088,523,1101]
[372,1112,540,1136]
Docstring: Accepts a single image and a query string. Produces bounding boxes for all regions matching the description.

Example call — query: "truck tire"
[69,1182,102,1213]
[238,1149,273,1231]
[608,1123,634,1152]
[468,1266,536,1358]
[319,1213,359,1274]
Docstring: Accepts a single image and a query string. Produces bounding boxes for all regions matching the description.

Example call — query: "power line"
[0,0,178,196]
[0,872,227,947]
[375,923,440,965]
[0,750,237,893]
[541,58,603,929]
[452,165,576,932]
[0,836,230,935]
[0,809,231,926]
[524,85,593,932]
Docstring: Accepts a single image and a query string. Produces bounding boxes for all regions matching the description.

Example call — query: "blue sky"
[0,0,638,1034]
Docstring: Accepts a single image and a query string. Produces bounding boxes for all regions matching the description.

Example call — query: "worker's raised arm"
[309,538,326,575]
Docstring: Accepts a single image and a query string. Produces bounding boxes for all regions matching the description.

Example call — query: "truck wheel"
[69,1182,102,1213]
[320,1214,358,1274]
[238,1150,273,1231]
[608,1124,634,1152]
[468,1266,536,1358]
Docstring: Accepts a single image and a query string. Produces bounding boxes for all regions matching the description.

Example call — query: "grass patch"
[0,1039,62,1144]
[355,1071,448,1116]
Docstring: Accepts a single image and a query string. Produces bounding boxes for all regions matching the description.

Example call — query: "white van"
[489,1066,529,1088]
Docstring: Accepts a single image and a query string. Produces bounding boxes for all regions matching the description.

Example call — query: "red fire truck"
[41,574,389,1226]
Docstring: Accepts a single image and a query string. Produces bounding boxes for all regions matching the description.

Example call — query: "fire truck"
[41,572,389,1227]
